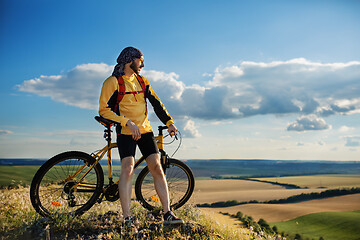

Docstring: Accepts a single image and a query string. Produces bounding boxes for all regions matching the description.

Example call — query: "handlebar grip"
[158,126,178,139]
[173,132,178,140]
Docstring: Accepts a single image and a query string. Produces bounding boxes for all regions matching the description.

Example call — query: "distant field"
[192,179,324,204]
[0,165,141,187]
[253,174,360,188]
[0,166,39,186]
[202,193,360,222]
[186,159,360,177]
[194,175,360,239]
[2,165,360,239]
[2,159,360,187]
[273,211,360,240]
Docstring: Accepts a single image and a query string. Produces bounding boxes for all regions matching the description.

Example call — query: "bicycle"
[30,116,195,218]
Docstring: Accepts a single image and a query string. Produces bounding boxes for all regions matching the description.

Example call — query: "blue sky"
[1,0,359,160]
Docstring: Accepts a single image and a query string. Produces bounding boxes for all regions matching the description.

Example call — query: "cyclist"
[99,47,184,230]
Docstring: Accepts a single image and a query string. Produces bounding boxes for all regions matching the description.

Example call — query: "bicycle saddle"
[95,116,117,128]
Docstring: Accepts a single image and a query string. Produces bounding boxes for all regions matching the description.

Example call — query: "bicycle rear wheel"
[135,158,194,211]
[30,151,104,218]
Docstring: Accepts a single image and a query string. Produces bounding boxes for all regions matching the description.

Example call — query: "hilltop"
[0,186,276,240]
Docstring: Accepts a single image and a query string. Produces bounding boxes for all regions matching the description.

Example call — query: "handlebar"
[96,116,177,139]
[158,125,178,140]
[95,116,181,157]
[158,126,168,135]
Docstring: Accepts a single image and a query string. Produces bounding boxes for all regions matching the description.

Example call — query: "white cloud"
[141,70,185,100]
[339,126,355,133]
[17,58,360,133]
[212,65,244,83]
[182,119,201,138]
[17,63,113,109]
[344,136,360,147]
[209,58,360,118]
[0,130,13,135]
[202,73,213,77]
[287,115,331,132]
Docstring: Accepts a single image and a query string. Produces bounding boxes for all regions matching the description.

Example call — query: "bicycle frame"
[30,116,194,217]
[70,124,168,192]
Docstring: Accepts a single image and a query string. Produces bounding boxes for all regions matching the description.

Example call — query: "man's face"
[130,56,144,75]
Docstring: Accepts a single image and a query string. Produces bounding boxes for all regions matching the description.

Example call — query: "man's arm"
[126,119,142,140]
[143,77,178,136]
[144,81,174,126]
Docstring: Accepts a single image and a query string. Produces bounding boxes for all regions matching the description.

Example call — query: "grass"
[272,211,360,240]
[2,164,360,239]
[0,186,270,239]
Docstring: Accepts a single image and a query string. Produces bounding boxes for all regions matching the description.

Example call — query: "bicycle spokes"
[135,158,194,211]
[31,153,104,217]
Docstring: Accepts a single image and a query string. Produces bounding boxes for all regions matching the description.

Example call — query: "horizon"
[1,0,359,160]
[1,158,359,163]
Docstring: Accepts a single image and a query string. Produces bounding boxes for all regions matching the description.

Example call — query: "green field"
[272,211,360,240]
[0,165,145,187]
[0,166,40,187]
[2,159,360,187]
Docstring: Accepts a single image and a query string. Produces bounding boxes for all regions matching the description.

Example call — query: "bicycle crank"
[104,184,119,202]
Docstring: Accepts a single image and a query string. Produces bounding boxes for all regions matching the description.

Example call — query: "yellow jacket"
[99,75,174,135]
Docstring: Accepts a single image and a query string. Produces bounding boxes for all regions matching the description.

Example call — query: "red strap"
[116,75,126,104]
[135,74,146,91]
[116,75,147,105]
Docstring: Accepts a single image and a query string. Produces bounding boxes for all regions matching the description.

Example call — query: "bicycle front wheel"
[30,151,104,218]
[135,158,194,211]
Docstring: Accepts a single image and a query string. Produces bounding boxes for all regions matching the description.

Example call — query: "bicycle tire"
[135,158,194,211]
[30,151,104,218]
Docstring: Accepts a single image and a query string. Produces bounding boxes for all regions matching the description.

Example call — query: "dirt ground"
[191,179,324,204]
[201,193,360,222]
[253,174,360,188]
[193,178,360,223]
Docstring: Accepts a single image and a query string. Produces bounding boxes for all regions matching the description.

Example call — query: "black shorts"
[117,132,159,160]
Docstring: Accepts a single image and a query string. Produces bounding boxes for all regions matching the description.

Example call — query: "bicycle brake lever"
[170,131,178,140]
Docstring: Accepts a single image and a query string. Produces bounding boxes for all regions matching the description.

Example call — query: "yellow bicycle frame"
[69,132,165,191]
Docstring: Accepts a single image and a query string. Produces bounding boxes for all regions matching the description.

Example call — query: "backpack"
[116,74,147,103]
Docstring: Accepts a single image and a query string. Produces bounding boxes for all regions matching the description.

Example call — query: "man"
[99,47,184,230]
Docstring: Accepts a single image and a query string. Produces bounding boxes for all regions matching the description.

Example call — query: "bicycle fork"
[160,150,170,175]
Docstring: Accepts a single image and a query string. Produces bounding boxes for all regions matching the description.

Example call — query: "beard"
[130,61,141,75]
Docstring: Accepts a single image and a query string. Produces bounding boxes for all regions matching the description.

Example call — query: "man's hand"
[168,124,178,137]
[127,120,141,140]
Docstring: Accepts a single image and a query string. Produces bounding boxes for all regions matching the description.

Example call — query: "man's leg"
[146,153,184,225]
[118,156,135,218]
[145,153,171,213]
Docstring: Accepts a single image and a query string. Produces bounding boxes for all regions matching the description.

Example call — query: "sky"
[0,0,359,161]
